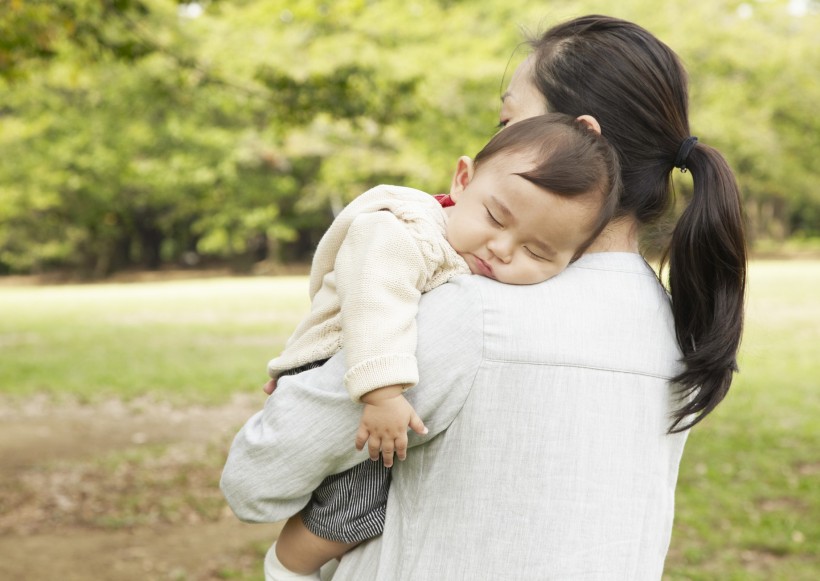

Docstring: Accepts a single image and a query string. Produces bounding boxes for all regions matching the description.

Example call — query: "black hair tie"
[674,136,698,172]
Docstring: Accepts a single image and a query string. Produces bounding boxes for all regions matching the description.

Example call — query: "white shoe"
[320,559,339,581]
[264,542,321,581]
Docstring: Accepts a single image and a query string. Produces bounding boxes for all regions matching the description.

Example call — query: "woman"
[504,16,746,432]
[221,15,746,580]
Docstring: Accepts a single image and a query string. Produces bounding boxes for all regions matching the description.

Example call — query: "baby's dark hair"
[473,113,621,259]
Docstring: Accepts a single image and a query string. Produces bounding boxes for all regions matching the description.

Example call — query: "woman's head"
[501,15,689,224]
[445,113,620,285]
[499,15,747,432]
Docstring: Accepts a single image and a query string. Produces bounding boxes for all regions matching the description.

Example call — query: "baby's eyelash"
[485,208,502,226]
[525,247,549,261]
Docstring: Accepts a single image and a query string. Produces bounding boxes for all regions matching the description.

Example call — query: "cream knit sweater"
[267,185,470,402]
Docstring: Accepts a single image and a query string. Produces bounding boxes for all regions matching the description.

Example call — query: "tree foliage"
[0,0,817,276]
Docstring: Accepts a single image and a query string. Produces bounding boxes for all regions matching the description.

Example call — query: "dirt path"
[0,394,283,580]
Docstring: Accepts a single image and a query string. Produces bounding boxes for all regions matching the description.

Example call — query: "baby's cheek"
[535,263,560,285]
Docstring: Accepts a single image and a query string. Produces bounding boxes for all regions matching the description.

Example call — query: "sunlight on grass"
[0,277,310,403]
[663,260,820,580]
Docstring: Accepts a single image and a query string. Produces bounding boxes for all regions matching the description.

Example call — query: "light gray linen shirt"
[221,252,689,580]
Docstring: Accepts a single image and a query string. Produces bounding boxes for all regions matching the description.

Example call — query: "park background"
[0,0,817,579]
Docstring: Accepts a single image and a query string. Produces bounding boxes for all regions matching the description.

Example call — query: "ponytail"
[662,143,747,432]
[531,15,749,432]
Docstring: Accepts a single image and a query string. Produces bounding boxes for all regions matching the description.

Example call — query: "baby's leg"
[273,515,358,576]
[271,460,391,578]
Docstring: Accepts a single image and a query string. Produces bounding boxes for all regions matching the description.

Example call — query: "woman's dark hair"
[474,112,621,259]
[528,15,747,432]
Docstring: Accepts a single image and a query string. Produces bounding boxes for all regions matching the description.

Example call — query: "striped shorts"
[280,359,391,544]
[301,460,391,543]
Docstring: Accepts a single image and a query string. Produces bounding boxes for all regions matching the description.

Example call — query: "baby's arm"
[335,211,432,465]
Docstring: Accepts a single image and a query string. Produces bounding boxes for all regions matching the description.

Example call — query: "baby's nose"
[488,239,513,263]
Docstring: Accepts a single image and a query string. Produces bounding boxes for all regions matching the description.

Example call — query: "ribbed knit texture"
[267,185,469,402]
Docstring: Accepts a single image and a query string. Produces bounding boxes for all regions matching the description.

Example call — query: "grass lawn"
[0,276,310,403]
[664,260,820,580]
[1,260,818,579]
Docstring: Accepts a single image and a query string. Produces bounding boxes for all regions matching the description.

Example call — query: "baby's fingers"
[396,432,409,462]
[381,440,395,468]
[367,435,382,462]
[408,411,428,436]
[262,378,277,395]
[355,425,370,451]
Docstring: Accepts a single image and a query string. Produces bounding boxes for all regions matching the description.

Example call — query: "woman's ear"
[449,156,474,201]
[576,115,602,134]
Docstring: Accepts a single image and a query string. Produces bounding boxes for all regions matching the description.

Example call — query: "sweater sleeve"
[335,210,427,402]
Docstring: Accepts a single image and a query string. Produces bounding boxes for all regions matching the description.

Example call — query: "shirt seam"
[482,357,676,381]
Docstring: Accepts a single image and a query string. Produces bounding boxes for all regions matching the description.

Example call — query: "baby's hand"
[262,377,277,395]
[355,387,427,468]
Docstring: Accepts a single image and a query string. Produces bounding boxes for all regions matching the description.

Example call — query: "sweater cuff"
[344,354,419,403]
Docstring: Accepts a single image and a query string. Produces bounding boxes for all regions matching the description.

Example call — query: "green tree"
[0,0,817,276]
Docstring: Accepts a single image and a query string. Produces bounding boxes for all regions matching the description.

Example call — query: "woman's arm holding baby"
[220,277,484,524]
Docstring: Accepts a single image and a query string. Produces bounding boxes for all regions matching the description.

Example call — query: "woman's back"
[332,253,688,580]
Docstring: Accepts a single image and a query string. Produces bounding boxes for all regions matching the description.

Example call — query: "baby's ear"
[449,156,474,201]
[576,115,602,134]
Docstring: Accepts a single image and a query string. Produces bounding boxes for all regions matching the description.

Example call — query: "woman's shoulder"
[570,252,658,276]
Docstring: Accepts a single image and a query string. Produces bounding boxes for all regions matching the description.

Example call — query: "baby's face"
[445,155,598,285]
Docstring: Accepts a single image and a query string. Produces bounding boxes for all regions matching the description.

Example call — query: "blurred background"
[0,1,817,580]
[1,0,818,277]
